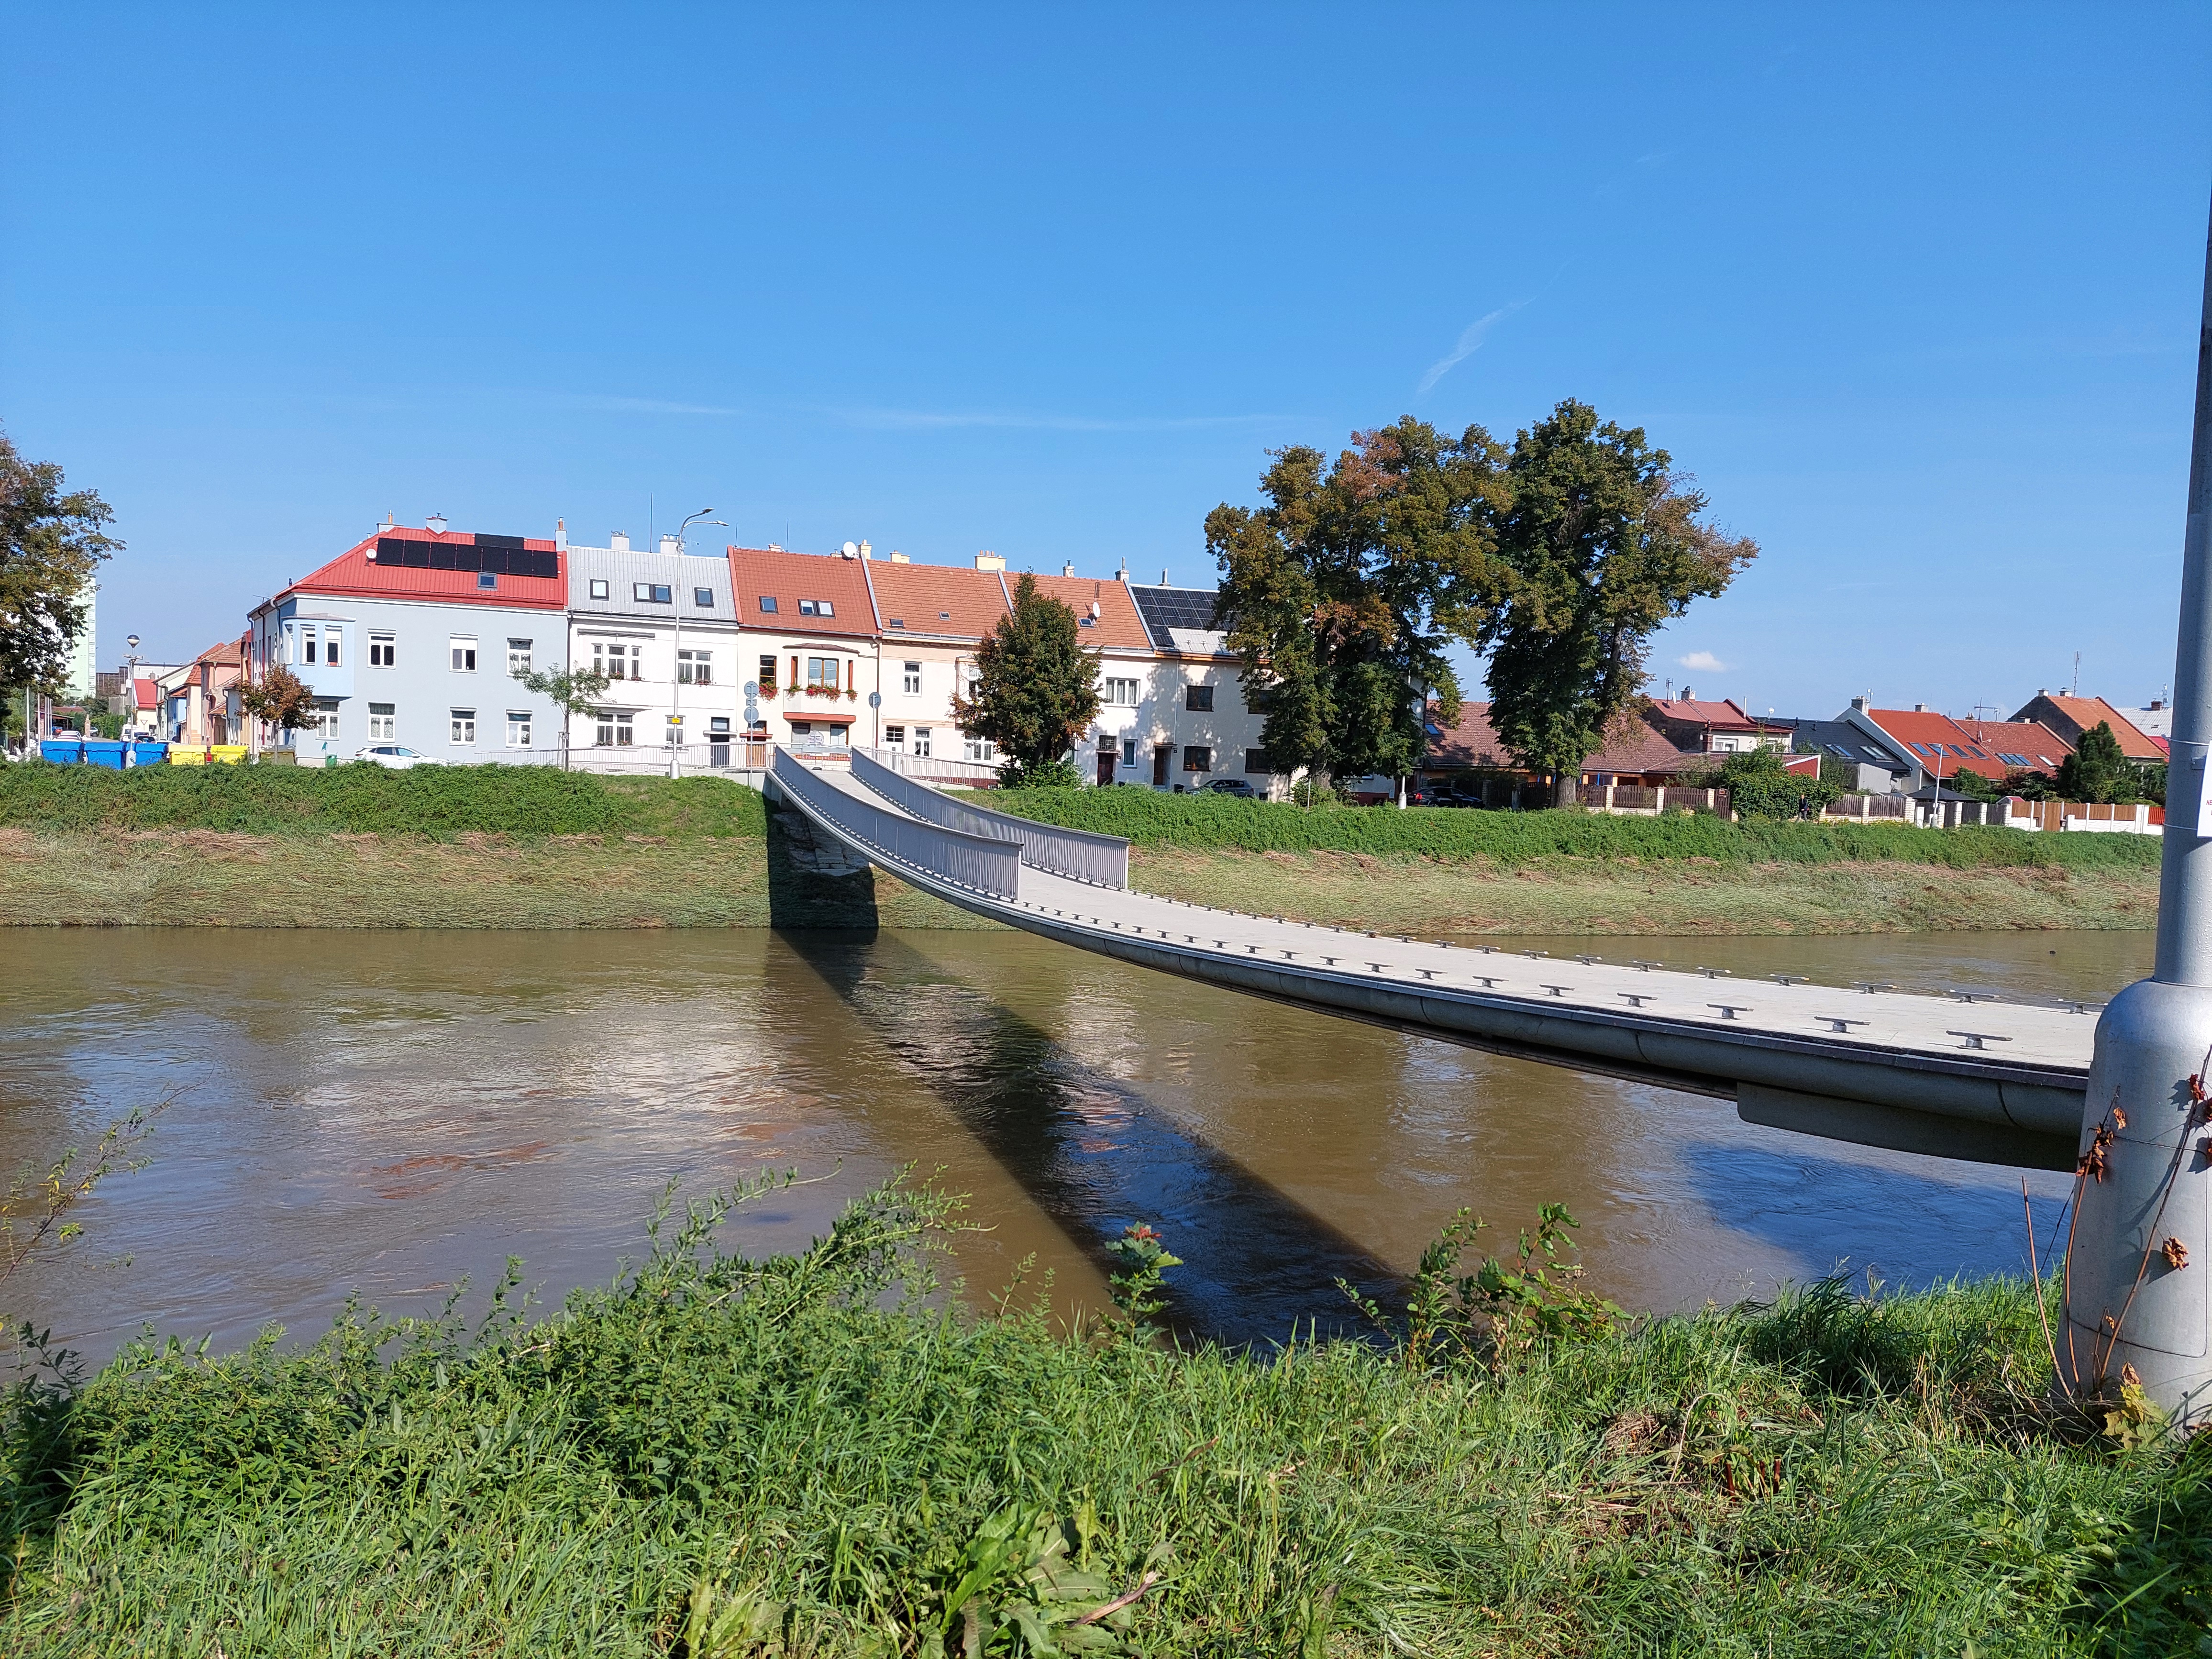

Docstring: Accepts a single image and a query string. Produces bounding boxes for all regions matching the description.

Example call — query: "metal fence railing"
[848,747,1130,889]
[850,745,1002,785]
[768,748,1024,900]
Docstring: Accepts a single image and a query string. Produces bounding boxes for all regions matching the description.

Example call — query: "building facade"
[245,520,569,763]
[729,545,882,753]
[563,530,743,765]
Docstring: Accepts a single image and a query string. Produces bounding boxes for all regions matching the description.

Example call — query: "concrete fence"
[1573,784,1733,817]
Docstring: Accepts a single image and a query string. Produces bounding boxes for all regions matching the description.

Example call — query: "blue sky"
[5,5,2211,720]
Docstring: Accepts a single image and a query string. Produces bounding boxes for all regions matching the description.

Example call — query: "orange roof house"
[861,559,1012,643]
[2008,693,2165,763]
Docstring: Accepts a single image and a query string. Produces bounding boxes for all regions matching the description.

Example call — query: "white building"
[562,529,745,767]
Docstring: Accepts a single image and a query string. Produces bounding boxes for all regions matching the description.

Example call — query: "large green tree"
[0,430,121,695]
[1207,420,1505,787]
[2056,721,2130,804]
[1481,402,1758,806]
[955,573,1103,786]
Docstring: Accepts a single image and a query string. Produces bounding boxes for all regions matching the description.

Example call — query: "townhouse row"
[235,518,1273,789]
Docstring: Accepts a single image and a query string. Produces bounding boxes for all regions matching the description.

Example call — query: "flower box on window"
[759,683,778,700]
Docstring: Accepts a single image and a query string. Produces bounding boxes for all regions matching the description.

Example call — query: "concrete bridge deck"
[769,748,2096,1171]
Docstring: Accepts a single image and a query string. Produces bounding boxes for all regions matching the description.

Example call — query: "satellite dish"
[841,541,859,557]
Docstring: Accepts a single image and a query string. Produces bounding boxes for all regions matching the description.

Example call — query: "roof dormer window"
[759,596,778,612]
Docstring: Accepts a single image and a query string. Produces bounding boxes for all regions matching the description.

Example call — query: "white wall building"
[563,530,745,767]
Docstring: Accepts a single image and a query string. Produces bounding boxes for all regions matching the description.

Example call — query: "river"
[0,927,2146,1360]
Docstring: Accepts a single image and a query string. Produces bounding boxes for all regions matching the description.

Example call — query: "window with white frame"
[507,711,531,748]
[1103,676,1139,707]
[507,639,532,675]
[451,637,477,672]
[677,649,711,686]
[884,725,906,748]
[964,736,997,763]
[595,710,634,747]
[593,642,640,681]
[806,656,841,690]
[322,628,341,667]
[902,661,922,695]
[798,598,835,617]
[298,623,319,664]
[634,583,673,604]
[913,727,931,757]
[368,703,396,740]
[369,632,395,667]
[450,708,477,745]
[307,698,340,740]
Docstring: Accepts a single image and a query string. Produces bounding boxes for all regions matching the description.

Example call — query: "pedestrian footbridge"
[768,748,2095,1172]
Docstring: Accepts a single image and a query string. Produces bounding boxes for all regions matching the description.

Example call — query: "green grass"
[983,785,2164,872]
[0,763,767,841]
[2,1177,2204,1656]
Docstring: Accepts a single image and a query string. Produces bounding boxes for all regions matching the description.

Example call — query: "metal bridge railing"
[769,748,1024,900]
[849,747,1130,889]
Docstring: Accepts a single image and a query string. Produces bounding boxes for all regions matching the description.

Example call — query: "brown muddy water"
[0,927,2149,1362]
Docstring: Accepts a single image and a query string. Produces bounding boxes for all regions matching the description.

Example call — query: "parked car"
[1200,777,1256,797]
[354,744,438,770]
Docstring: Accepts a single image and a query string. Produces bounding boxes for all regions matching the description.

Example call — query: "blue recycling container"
[84,740,126,770]
[38,739,83,764]
[131,741,169,767]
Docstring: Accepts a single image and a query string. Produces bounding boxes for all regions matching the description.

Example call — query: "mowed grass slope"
[0,1181,2202,1656]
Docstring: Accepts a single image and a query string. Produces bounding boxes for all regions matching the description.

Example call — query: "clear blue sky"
[6,6,2211,720]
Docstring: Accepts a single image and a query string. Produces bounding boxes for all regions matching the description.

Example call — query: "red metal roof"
[280,525,566,611]
[863,560,1013,641]
[727,547,879,638]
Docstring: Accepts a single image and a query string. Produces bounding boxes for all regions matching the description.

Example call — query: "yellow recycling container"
[210,745,247,765]
[168,748,209,766]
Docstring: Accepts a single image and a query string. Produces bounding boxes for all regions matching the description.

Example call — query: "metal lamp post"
[2061,190,2212,1421]
[666,510,724,779]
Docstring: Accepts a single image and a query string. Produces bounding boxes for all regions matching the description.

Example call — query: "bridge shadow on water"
[772,924,1405,1348]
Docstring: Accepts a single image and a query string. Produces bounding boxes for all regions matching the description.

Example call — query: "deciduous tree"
[956,574,1102,786]
[237,664,317,740]
[2056,721,2129,804]
[1209,420,1505,788]
[1481,402,1757,806]
[0,431,121,695]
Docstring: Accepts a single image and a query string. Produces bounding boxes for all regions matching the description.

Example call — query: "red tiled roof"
[1860,708,2049,784]
[1423,700,1520,771]
[1024,573,1153,651]
[727,547,879,638]
[2013,695,2165,762]
[863,559,1013,641]
[279,525,566,611]
[1583,711,1698,777]
[132,677,156,709]
[1949,717,2074,774]
[1646,696,1757,732]
[1423,701,1692,777]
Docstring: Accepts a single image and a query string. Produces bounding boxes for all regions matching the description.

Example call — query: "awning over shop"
[780,707,857,724]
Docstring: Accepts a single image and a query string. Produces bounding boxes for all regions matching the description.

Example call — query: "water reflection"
[0,926,2147,1362]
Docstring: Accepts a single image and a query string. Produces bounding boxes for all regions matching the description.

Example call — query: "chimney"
[859,540,872,560]
[889,551,909,564]
[2153,698,2166,710]
[974,551,1005,571]
[555,518,568,553]
[1913,702,1928,713]
[426,514,448,535]
[1062,562,1076,577]
[1160,568,1169,585]
[380,514,395,531]
[610,531,630,553]
[1680,686,1692,703]
[660,534,682,555]
[1850,695,1868,711]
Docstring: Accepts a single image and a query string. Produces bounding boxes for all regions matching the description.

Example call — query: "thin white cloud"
[1417,302,1528,394]
[1679,650,1728,672]
[831,408,1295,433]
[547,393,739,416]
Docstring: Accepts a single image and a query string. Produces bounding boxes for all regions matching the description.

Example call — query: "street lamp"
[666,510,726,780]
[2063,189,2212,1422]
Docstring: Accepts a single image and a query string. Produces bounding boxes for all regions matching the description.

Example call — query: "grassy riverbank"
[1,1179,2202,1655]
[0,765,2161,932]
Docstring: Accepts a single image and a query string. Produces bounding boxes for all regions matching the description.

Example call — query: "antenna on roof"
[2073,651,2081,697]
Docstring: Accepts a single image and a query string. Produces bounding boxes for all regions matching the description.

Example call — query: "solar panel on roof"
[476,533,525,551]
